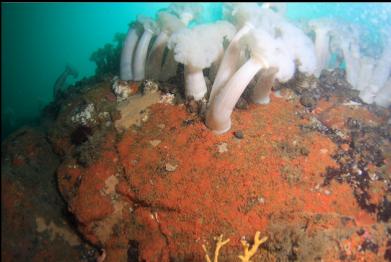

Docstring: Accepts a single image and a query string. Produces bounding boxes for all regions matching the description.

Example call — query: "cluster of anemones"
[307,18,391,106]
[119,3,390,134]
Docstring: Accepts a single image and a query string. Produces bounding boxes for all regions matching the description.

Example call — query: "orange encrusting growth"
[57,93,388,261]
[115,96,374,259]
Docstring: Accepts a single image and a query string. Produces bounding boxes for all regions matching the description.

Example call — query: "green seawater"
[2,2,391,140]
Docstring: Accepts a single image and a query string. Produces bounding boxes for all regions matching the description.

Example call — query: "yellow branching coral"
[202,234,231,262]
[238,231,268,262]
[202,231,268,262]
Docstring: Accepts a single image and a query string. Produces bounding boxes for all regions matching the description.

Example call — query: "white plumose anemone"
[206,28,296,134]
[168,21,236,100]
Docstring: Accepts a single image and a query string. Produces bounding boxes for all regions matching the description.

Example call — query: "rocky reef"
[2,62,391,261]
[2,3,391,262]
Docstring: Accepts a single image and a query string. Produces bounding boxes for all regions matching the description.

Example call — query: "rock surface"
[1,127,96,261]
[2,70,391,262]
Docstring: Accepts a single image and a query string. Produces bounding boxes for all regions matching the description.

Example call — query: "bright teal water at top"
[2,3,391,140]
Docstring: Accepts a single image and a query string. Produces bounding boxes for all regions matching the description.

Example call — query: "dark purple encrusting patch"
[377,196,391,222]
[127,240,139,262]
[71,125,93,146]
[384,240,391,261]
[360,238,379,254]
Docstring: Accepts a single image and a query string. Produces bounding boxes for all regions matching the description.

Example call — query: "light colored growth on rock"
[112,79,137,101]
[149,139,161,147]
[202,234,230,262]
[217,143,228,153]
[71,103,96,126]
[102,175,119,196]
[165,162,177,172]
[114,90,161,131]
[159,93,176,104]
[35,216,81,246]
[142,80,160,94]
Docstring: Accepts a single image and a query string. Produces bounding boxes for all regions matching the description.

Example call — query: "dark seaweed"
[90,33,125,80]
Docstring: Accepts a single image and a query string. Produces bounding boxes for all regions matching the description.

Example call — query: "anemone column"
[120,25,140,81]
[313,27,331,77]
[133,28,155,81]
[184,64,208,100]
[206,57,267,134]
[251,67,278,104]
[146,31,169,80]
[208,22,254,105]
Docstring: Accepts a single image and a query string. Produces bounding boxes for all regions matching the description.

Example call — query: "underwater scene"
[1,2,391,261]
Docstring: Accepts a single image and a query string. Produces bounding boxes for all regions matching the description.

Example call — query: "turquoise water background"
[2,3,391,140]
